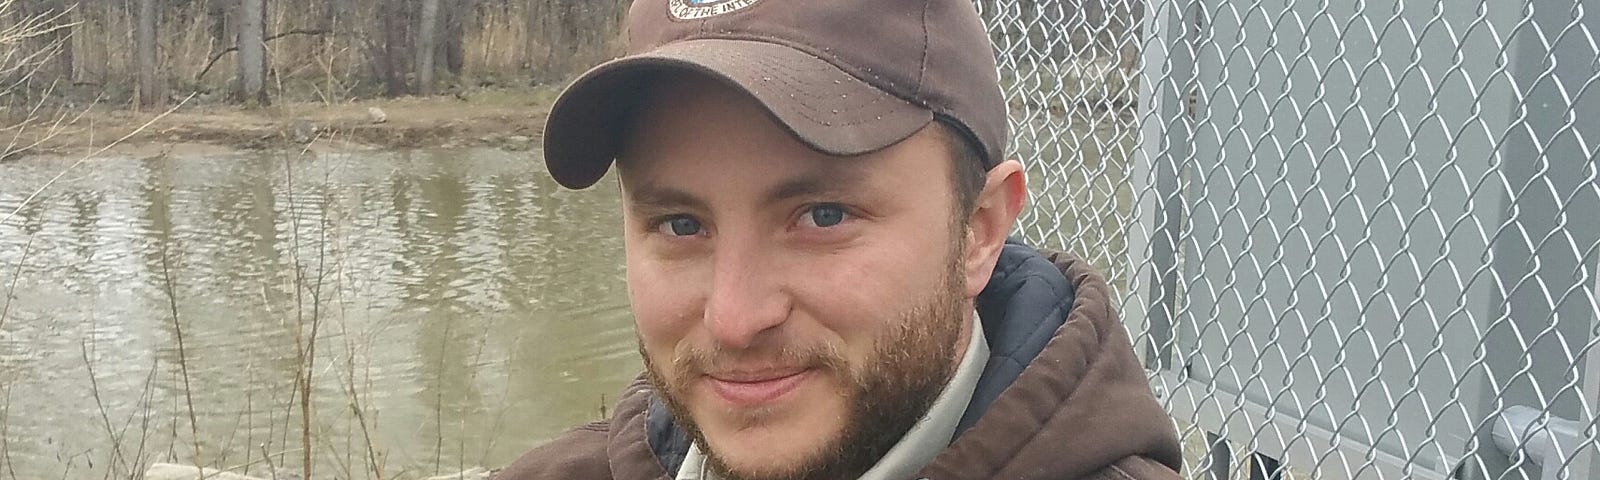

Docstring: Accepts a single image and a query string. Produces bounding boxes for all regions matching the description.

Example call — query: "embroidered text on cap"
[669,0,764,20]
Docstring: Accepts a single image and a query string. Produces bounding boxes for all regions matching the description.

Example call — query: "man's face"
[617,76,975,480]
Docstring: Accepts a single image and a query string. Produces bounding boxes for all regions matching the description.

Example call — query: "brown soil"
[2,86,563,160]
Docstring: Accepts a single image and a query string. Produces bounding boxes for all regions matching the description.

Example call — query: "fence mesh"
[978,0,1600,479]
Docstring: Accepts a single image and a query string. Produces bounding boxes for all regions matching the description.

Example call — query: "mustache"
[668,341,850,384]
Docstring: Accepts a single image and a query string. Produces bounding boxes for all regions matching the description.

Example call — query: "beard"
[641,246,970,480]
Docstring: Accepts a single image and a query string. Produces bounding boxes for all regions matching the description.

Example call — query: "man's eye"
[656,216,703,236]
[800,204,848,228]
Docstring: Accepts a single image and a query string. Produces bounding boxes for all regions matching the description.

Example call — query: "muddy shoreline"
[3,86,562,161]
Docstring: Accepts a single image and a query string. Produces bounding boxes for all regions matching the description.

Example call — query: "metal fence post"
[1475,0,1600,477]
[1582,318,1599,480]
[1132,0,1195,371]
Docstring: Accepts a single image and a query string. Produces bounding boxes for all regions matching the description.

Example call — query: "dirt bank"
[3,86,563,160]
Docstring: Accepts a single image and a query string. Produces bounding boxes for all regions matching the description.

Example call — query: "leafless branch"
[194,28,332,82]
[1,385,17,480]
[158,238,203,470]
[0,235,30,332]
[81,336,131,477]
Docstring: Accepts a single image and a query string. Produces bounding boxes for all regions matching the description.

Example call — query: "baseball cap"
[542,0,1008,189]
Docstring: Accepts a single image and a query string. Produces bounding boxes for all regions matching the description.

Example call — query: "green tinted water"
[0,148,636,479]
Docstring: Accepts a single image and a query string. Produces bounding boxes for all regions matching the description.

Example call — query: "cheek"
[625,247,702,355]
[785,233,951,345]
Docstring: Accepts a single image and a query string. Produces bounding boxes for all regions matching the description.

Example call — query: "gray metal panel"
[1173,0,1530,474]
[987,0,1597,476]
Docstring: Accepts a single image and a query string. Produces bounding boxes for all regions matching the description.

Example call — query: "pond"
[0,148,637,479]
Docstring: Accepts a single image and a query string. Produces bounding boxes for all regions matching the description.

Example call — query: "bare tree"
[135,0,161,107]
[54,0,73,81]
[207,0,230,57]
[235,0,266,104]
[371,0,413,97]
[439,0,470,76]
[317,0,343,57]
[7,0,638,104]
[415,0,441,94]
[524,0,626,83]
[16,0,74,82]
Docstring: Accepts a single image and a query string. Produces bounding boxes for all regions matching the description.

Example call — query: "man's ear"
[961,159,1027,299]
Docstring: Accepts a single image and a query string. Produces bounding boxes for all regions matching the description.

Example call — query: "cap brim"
[542,38,934,189]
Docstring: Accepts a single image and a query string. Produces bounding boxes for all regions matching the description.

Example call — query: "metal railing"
[979,0,1600,478]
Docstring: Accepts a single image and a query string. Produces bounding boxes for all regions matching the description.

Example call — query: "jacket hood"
[916,243,1183,478]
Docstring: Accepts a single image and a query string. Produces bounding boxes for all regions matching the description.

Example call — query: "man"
[499,0,1183,479]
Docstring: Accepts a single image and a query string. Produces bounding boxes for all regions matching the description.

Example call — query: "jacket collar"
[956,238,1078,436]
[917,245,1183,478]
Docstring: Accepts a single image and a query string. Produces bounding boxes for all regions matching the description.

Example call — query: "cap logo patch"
[669,0,763,20]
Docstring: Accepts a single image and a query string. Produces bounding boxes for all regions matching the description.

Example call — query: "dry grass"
[81,324,163,479]
[1,0,80,159]
[158,239,205,475]
[24,143,455,480]
[13,0,624,107]
[3,3,218,477]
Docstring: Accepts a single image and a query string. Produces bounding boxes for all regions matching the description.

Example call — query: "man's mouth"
[704,368,812,406]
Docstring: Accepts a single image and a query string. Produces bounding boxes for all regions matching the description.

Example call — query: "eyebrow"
[763,168,867,206]
[624,161,871,213]
[625,184,710,213]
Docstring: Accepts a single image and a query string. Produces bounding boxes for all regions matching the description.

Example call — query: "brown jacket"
[498,245,1183,479]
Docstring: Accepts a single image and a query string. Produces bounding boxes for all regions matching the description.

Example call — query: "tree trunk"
[12,0,72,86]
[375,0,412,97]
[530,0,578,83]
[56,0,73,82]
[319,0,342,32]
[136,0,162,108]
[208,0,230,55]
[439,0,469,75]
[521,0,625,83]
[29,0,76,83]
[318,0,344,56]
[235,0,266,104]
[524,0,549,81]
[414,0,440,94]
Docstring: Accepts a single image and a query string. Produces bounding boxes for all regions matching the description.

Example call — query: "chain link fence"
[978,0,1600,479]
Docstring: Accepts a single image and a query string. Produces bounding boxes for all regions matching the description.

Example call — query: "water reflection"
[0,148,637,479]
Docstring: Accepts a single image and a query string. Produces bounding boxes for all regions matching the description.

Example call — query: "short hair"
[942,123,989,222]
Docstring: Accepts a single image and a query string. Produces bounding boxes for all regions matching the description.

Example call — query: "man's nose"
[703,239,789,350]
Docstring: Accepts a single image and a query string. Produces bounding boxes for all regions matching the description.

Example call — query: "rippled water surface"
[0,149,637,479]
